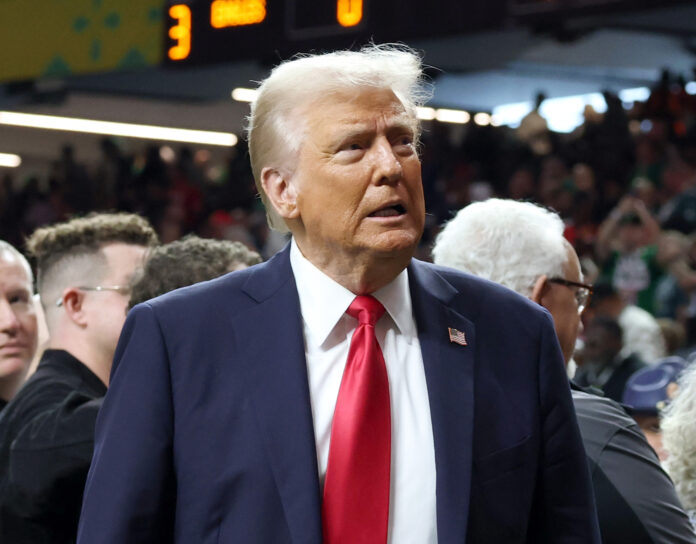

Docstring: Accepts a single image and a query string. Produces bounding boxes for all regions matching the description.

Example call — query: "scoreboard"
[2,0,688,84]
[162,0,689,68]
[166,0,371,64]
[163,0,506,66]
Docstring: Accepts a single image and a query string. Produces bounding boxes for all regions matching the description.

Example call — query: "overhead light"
[618,87,650,103]
[491,101,533,129]
[231,87,258,102]
[0,111,238,147]
[0,153,21,168]
[473,112,491,126]
[493,91,607,133]
[686,82,696,95]
[539,93,605,133]
[416,107,436,121]
[435,108,470,124]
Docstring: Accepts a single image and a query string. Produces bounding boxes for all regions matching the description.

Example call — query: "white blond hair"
[662,364,696,511]
[246,43,428,232]
[432,199,568,296]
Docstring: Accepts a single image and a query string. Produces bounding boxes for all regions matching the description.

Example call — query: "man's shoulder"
[0,359,82,444]
[143,254,288,314]
[411,260,547,321]
[572,389,635,430]
[571,389,637,457]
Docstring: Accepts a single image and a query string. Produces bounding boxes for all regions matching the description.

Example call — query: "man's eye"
[9,293,30,305]
[393,135,414,147]
[393,136,415,153]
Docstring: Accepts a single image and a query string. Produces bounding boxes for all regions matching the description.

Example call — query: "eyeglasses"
[547,278,593,315]
[55,285,131,307]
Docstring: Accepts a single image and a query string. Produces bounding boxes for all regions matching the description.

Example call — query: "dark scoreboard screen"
[164,0,507,66]
[509,0,693,18]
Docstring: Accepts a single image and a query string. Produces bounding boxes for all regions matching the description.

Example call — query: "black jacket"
[572,384,696,543]
[0,349,106,544]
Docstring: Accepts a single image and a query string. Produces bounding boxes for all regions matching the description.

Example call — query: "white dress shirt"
[290,239,438,543]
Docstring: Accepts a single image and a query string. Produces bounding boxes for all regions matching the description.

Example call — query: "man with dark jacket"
[434,198,696,543]
[0,213,157,543]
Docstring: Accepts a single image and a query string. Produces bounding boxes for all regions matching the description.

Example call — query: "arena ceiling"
[2,1,696,175]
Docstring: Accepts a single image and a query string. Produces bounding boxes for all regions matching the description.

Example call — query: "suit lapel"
[409,261,475,544]
[238,246,322,544]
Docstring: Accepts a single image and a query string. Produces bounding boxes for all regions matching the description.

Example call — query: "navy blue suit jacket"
[78,246,599,543]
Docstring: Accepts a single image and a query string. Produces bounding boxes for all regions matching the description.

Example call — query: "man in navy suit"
[78,45,600,543]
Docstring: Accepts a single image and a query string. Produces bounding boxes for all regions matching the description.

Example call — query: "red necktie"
[322,295,391,544]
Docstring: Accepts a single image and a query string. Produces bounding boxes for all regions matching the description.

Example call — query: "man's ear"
[60,288,88,327]
[260,167,300,220]
[530,275,549,305]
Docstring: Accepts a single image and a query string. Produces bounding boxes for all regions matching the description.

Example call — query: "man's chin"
[360,230,422,258]
[0,356,30,378]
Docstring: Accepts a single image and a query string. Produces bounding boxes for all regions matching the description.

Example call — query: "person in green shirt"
[597,195,663,314]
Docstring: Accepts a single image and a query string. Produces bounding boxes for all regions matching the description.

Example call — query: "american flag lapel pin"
[448,327,467,346]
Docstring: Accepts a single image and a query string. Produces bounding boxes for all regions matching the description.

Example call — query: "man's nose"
[0,300,20,334]
[372,138,402,185]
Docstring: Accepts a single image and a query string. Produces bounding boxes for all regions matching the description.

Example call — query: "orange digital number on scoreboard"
[337,0,362,27]
[210,0,267,28]
[168,4,192,60]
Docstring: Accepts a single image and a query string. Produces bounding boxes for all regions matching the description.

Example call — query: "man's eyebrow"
[7,286,32,297]
[333,117,415,142]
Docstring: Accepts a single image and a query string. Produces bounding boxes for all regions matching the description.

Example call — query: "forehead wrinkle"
[326,112,415,143]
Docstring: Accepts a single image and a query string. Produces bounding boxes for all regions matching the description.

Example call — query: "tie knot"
[347,295,385,326]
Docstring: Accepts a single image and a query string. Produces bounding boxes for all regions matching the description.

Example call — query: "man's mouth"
[369,204,407,218]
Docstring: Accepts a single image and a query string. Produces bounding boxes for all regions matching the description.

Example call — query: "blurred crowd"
[2,74,696,350]
[2,70,696,540]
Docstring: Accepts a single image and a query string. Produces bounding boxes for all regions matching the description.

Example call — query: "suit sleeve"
[77,303,176,543]
[535,311,601,543]
[594,423,696,543]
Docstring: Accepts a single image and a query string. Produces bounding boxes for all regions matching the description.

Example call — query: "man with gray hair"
[79,46,598,543]
[0,241,38,411]
[433,198,696,543]
[0,213,157,543]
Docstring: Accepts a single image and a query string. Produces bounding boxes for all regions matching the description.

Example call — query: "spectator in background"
[584,281,666,364]
[657,318,689,357]
[655,230,691,322]
[658,151,696,235]
[54,145,93,215]
[660,233,696,348]
[575,316,647,402]
[663,363,696,529]
[432,198,696,544]
[0,213,157,544]
[517,92,551,156]
[128,235,261,309]
[0,241,38,411]
[623,357,686,462]
[596,195,663,314]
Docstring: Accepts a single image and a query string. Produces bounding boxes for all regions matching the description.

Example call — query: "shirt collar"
[290,238,416,346]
